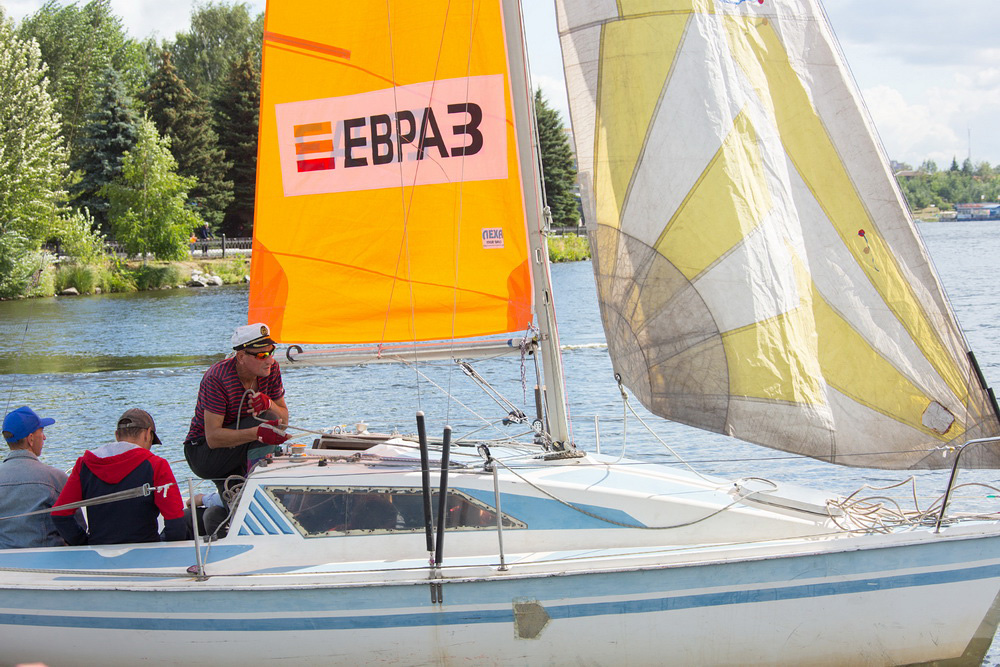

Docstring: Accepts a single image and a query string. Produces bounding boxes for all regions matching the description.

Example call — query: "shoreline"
[8,235,591,300]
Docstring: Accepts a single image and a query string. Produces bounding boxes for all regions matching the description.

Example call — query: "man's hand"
[250,391,272,414]
[186,493,205,508]
[257,419,290,446]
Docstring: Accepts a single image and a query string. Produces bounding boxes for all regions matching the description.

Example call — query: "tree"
[215,52,259,236]
[534,89,579,227]
[144,51,232,229]
[69,67,139,233]
[101,118,201,260]
[17,0,149,165]
[975,161,994,180]
[0,16,69,296]
[169,1,264,101]
[918,160,938,175]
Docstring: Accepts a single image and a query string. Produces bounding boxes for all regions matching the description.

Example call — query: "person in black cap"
[52,409,186,545]
[0,406,69,548]
[183,322,291,495]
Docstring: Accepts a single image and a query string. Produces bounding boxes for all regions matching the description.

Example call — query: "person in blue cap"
[0,406,69,549]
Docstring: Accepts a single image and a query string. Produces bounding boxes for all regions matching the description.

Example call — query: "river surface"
[3,221,1000,661]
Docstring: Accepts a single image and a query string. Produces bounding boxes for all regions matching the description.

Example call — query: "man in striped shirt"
[184,323,290,494]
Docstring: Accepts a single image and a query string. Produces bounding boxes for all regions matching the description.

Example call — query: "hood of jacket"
[81,447,154,485]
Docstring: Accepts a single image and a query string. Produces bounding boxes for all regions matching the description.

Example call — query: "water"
[3,221,1000,661]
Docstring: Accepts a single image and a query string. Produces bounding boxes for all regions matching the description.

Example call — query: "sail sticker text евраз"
[275,75,508,197]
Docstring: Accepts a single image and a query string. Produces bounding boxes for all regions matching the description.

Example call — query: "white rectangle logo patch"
[482,227,504,249]
[275,75,508,197]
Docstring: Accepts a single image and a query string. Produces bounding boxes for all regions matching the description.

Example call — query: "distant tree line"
[894,158,1000,211]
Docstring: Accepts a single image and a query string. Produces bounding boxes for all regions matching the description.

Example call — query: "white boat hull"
[3,527,1000,666]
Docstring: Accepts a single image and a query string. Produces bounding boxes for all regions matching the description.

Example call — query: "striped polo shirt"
[185,356,285,442]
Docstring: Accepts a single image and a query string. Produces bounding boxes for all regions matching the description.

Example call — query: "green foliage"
[169,1,264,101]
[207,255,249,283]
[53,259,185,294]
[896,166,1000,212]
[29,264,56,298]
[215,52,259,236]
[534,89,579,227]
[0,235,49,298]
[54,261,132,295]
[17,0,149,165]
[69,67,140,233]
[130,264,182,290]
[0,16,69,297]
[144,51,232,228]
[102,269,137,293]
[547,234,590,263]
[101,118,201,260]
[52,209,105,264]
[54,261,100,294]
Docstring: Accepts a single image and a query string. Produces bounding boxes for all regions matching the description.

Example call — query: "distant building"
[955,203,1000,221]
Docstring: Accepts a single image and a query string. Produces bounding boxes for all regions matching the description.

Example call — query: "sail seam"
[263,250,515,304]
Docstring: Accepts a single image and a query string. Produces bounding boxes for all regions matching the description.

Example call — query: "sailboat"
[3,0,1000,665]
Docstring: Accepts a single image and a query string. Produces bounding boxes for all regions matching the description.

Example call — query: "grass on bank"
[25,238,583,299]
[46,256,250,297]
[548,233,590,262]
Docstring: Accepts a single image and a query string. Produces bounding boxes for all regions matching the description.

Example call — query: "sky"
[2,0,999,168]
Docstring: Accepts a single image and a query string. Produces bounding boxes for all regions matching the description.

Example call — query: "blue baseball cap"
[2,406,55,443]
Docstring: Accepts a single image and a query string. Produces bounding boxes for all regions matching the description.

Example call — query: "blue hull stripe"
[243,515,264,535]
[252,490,293,534]
[248,504,278,535]
[4,562,999,632]
[0,545,253,571]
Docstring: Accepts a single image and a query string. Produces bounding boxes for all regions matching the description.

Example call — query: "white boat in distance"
[4,1,1000,665]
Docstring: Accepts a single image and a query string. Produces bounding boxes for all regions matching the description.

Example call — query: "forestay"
[556,0,1000,468]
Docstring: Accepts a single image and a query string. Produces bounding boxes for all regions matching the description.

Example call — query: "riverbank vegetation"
[895,159,1000,217]
[34,256,250,298]
[0,2,584,300]
[548,234,590,262]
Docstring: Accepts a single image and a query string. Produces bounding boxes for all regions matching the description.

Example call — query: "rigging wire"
[4,267,45,415]
[443,1,479,428]
[490,457,769,531]
[614,376,726,484]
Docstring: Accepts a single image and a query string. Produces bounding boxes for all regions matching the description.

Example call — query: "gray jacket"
[0,449,68,549]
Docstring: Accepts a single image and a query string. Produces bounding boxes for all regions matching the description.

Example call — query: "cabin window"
[263,486,526,537]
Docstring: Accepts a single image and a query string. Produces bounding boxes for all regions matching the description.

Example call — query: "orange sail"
[249,1,533,345]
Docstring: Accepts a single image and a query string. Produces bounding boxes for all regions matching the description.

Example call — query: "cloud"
[862,85,957,167]
[863,80,1000,169]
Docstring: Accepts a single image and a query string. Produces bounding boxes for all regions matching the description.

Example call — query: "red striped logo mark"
[294,122,335,172]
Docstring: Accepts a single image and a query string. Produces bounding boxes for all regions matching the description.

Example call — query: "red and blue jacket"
[52,443,186,545]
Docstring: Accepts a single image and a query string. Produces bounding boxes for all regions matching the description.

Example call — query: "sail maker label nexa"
[274,75,508,197]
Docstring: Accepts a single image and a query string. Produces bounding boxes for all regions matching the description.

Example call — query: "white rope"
[490,458,771,531]
[616,379,720,484]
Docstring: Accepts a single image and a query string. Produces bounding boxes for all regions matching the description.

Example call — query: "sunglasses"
[246,348,276,360]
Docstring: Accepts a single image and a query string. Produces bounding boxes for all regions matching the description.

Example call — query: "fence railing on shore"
[49,230,584,261]
[183,236,252,258]
[547,226,587,237]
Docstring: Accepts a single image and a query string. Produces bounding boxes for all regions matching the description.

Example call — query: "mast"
[501,0,571,448]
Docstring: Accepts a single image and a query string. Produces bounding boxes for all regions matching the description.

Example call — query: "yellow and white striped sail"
[556,0,1000,468]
